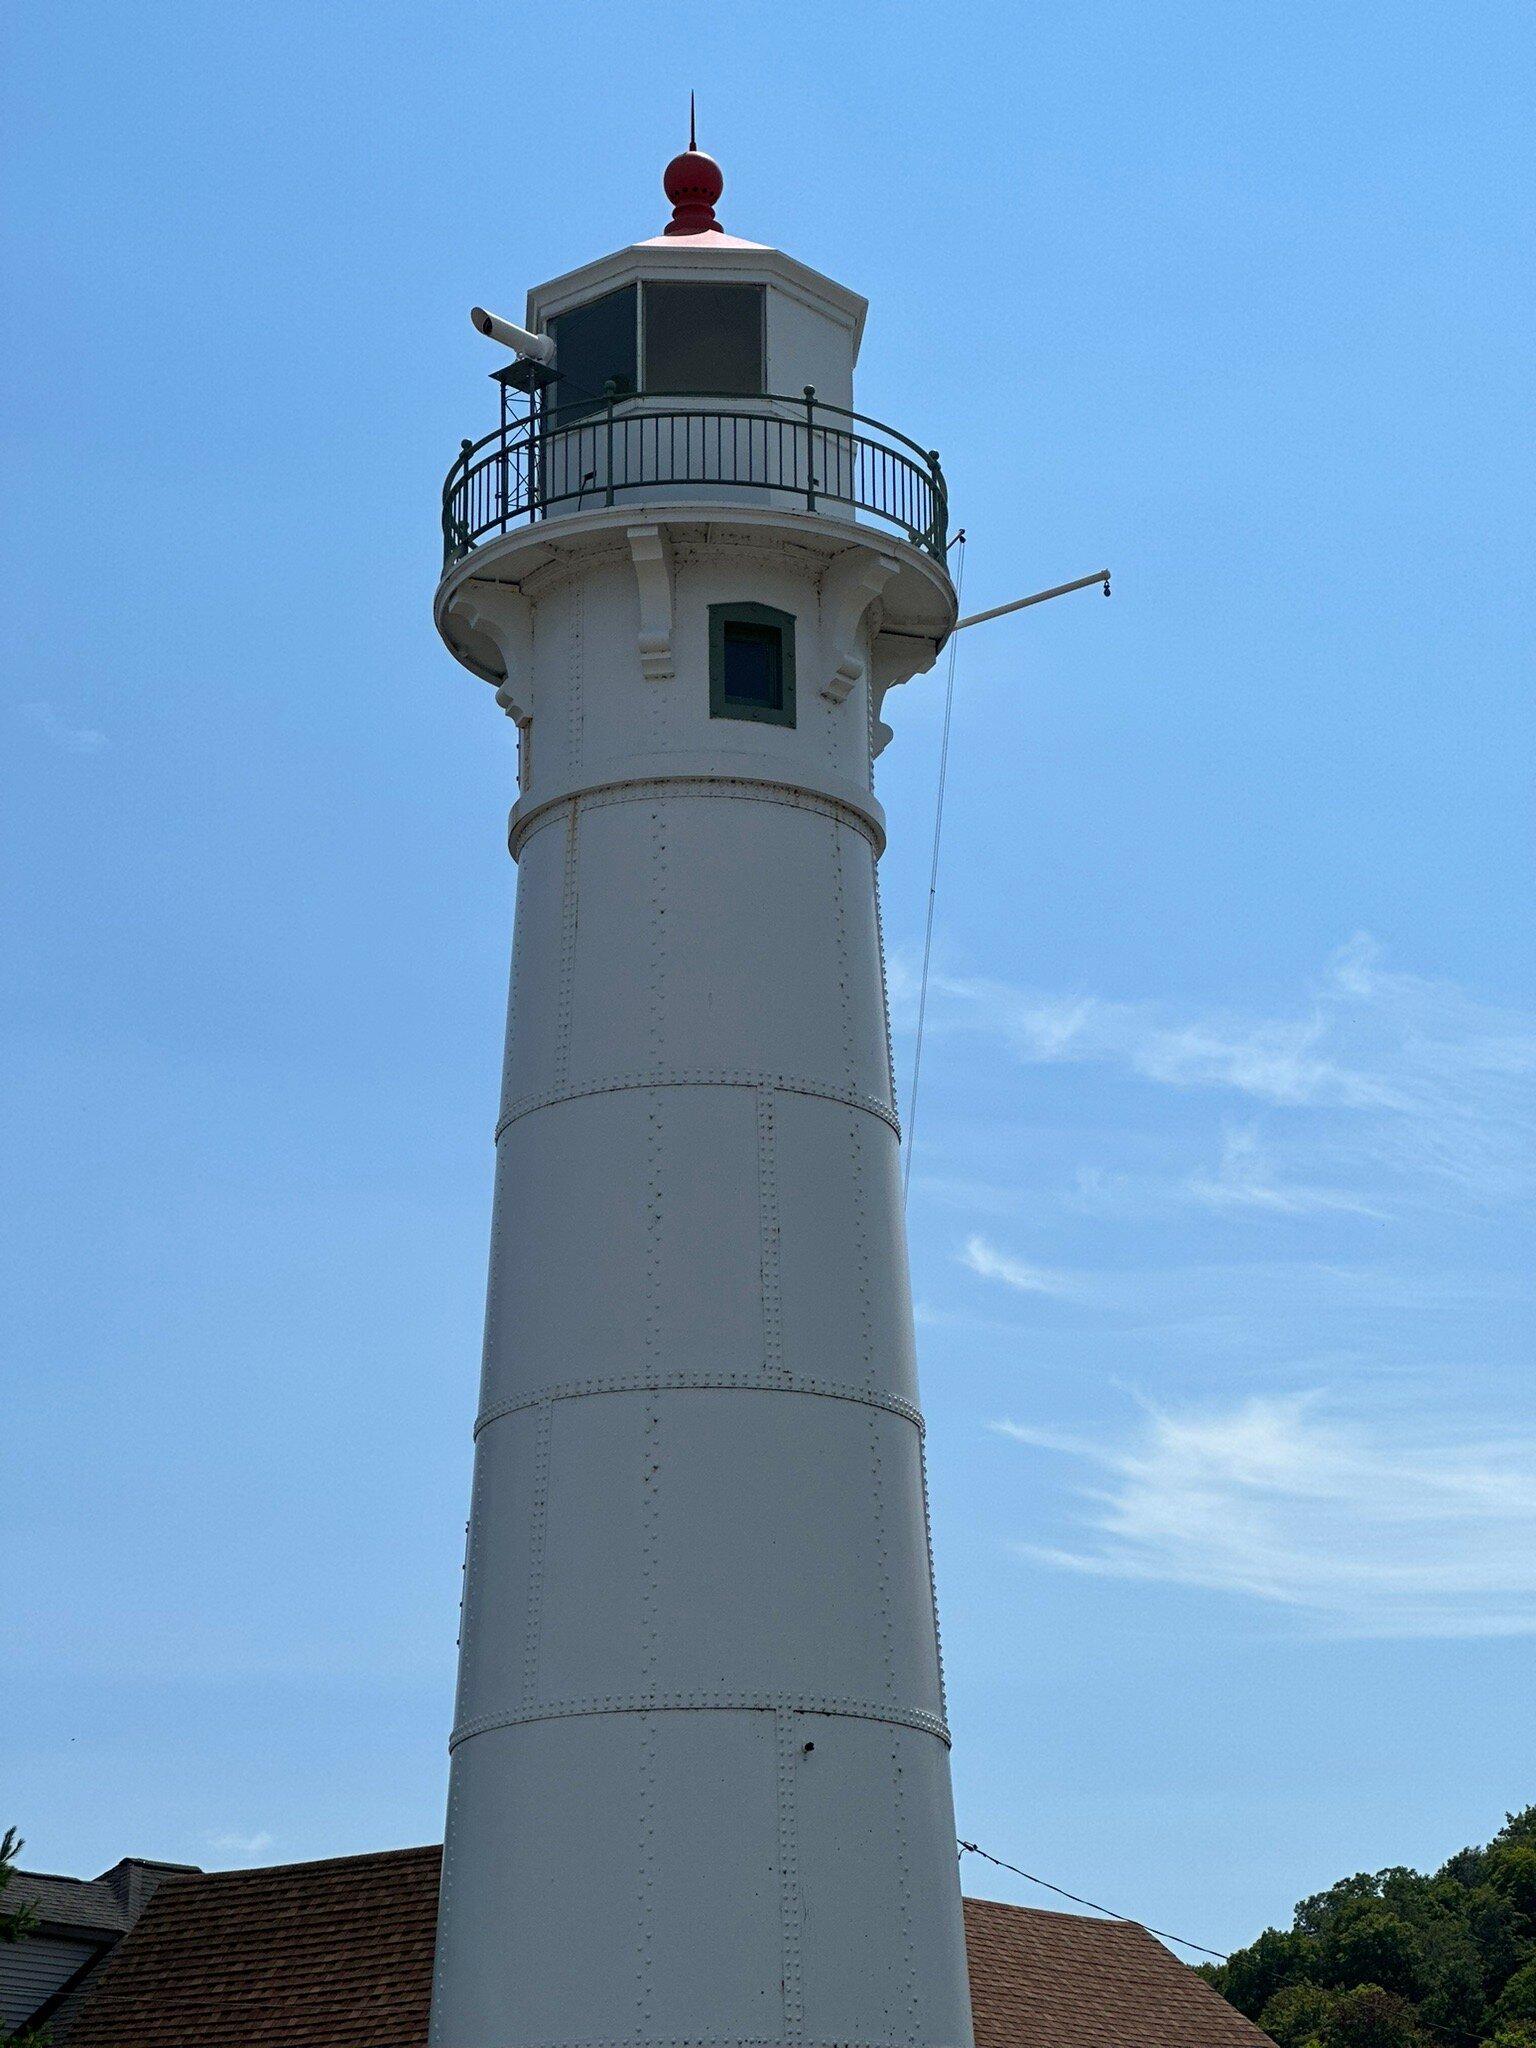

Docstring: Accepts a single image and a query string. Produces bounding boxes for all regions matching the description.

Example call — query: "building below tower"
[5,1844,1272,2048]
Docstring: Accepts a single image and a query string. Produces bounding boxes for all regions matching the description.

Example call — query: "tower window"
[709,604,796,727]
[644,282,765,396]
[547,284,637,419]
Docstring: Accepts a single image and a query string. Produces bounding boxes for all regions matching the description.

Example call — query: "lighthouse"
[429,138,974,2048]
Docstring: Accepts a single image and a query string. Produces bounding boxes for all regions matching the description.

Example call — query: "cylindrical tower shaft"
[430,173,971,2048]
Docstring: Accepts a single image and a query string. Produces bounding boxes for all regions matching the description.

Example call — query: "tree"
[1493,1959,1536,2035]
[1325,1985,1425,2048]
[1207,1806,1536,2048]
[1260,1980,1339,2048]
[1218,1928,1316,2016]
[1,1827,50,2048]
[1488,1850,1536,1930]
[1317,1904,1427,2002]
[1,1828,38,1949]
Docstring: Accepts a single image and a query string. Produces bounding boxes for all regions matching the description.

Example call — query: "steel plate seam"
[445,2038,946,2047]
[501,924,522,1127]
[568,579,584,777]
[921,1434,950,1720]
[756,1086,784,1382]
[776,1709,805,2043]
[521,1401,552,1711]
[510,776,884,861]
[637,791,665,2033]
[496,1071,900,1142]
[447,1694,952,1751]
[554,799,579,1091]
[432,1750,459,2042]
[870,841,899,1115]
[472,1373,926,1438]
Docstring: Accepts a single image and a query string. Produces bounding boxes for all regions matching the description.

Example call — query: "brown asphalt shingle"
[63,1846,440,2048]
[965,1893,1270,2048]
[64,1845,1267,2047]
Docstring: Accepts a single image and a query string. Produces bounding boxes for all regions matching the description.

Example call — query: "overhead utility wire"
[957,1840,1230,1962]
[961,1839,1485,2041]
[903,533,967,1205]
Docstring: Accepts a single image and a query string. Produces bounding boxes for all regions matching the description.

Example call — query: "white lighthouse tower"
[429,137,973,2048]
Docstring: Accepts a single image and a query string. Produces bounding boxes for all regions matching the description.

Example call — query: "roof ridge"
[964,1892,1146,1931]
[182,1843,442,1882]
[63,1846,1270,2048]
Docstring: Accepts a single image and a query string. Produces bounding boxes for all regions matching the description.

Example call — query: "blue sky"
[3,0,1532,1960]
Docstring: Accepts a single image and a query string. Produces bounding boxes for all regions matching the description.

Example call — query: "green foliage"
[1325,1985,1426,2048]
[1209,1808,1536,2048]
[1260,1980,1340,2047]
[1,1827,51,2048]
[1317,1905,1428,2001]
[1222,1928,1315,2015]
[1493,1960,1536,2032]
[1,1827,39,1949]
[1488,1850,1536,1928]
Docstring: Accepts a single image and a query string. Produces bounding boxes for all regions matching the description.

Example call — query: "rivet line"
[453,2037,943,2047]
[870,842,899,1114]
[756,1087,784,1382]
[496,1070,899,1142]
[776,1709,804,2043]
[510,775,883,862]
[553,799,580,1090]
[473,1372,924,1439]
[521,1400,552,1710]
[448,1693,951,1753]
[637,796,665,2032]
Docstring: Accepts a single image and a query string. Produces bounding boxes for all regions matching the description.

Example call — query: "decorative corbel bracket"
[626,524,674,682]
[448,579,533,723]
[820,549,902,702]
[870,629,941,757]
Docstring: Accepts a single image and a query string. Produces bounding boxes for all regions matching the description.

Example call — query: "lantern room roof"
[524,234,869,364]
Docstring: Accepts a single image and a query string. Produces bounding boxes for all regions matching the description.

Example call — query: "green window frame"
[708,603,797,728]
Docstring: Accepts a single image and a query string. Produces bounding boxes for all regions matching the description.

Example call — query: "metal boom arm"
[955,568,1110,631]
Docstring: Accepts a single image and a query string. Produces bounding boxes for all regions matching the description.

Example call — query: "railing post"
[447,437,472,563]
[528,394,540,526]
[444,394,955,565]
[927,449,946,558]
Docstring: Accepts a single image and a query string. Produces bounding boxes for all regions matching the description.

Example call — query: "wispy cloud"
[208,1830,274,1860]
[961,1235,1085,1298]
[911,936,1535,1213]
[991,1393,1536,1638]
[21,701,108,753]
[1185,1124,1386,1218]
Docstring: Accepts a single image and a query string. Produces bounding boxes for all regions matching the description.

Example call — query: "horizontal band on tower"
[428,2039,949,2048]
[496,1069,900,1141]
[474,1370,925,1438]
[509,770,886,860]
[449,1692,951,1753]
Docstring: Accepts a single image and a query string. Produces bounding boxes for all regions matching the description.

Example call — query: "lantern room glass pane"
[548,284,637,419]
[643,283,765,396]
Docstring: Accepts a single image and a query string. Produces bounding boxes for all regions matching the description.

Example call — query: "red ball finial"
[663,94,724,236]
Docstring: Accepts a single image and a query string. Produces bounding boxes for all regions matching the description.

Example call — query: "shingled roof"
[62,1847,439,2048]
[60,1844,1267,2048]
[963,1894,1269,2048]
[2,1856,200,2040]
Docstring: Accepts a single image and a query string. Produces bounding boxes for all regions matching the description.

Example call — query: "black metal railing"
[441,387,949,571]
